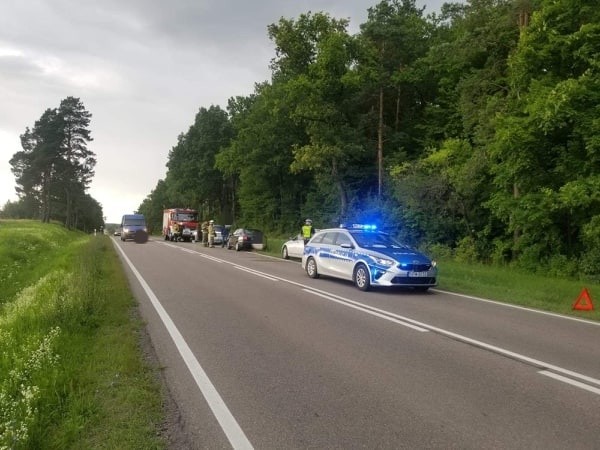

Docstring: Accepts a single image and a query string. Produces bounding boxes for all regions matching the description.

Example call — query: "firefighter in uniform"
[208,220,215,248]
[201,221,209,247]
[302,218,314,245]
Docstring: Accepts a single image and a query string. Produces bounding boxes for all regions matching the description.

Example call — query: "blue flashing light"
[340,223,378,231]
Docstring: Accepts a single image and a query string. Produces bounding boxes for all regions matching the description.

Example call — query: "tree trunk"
[332,158,347,219]
[512,182,520,258]
[378,86,384,199]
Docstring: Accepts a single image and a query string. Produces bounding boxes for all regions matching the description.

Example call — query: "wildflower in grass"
[0,327,60,449]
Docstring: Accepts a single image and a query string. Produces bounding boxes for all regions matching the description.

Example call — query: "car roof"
[314,227,378,233]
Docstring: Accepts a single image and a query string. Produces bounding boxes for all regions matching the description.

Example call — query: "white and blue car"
[301,224,437,291]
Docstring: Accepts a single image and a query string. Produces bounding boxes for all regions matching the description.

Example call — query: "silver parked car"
[281,234,305,259]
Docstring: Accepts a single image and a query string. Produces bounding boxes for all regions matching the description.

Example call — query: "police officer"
[208,220,215,248]
[302,218,314,245]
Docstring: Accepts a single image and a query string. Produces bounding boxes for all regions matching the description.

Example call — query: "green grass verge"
[436,259,600,320]
[0,220,165,449]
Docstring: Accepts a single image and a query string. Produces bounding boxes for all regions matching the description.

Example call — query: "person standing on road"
[221,225,230,248]
[201,221,209,247]
[302,218,314,245]
[208,220,216,247]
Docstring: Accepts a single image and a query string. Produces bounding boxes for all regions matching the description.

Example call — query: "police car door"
[329,231,354,280]
[316,231,337,276]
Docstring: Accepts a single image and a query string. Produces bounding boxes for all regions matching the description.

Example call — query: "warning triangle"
[572,288,594,311]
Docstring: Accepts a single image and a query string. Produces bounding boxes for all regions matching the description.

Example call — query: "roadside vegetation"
[0,220,164,449]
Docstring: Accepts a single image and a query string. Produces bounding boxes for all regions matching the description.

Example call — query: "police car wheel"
[306,257,319,279]
[354,264,371,291]
[282,246,289,259]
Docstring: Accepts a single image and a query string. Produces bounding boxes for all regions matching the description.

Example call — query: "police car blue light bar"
[340,223,378,230]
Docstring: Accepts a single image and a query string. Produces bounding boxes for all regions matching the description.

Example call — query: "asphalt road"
[114,237,600,449]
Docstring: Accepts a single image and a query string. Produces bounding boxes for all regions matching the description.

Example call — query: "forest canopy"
[17,0,586,279]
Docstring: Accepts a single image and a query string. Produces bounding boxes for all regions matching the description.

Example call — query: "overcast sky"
[1,0,446,224]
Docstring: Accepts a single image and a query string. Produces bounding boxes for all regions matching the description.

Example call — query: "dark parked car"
[226,228,254,251]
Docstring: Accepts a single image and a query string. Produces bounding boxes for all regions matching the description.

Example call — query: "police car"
[301,224,437,291]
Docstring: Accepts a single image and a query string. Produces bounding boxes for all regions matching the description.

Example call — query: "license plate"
[409,271,428,277]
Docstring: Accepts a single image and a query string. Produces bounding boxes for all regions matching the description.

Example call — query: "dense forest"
[3,97,103,232]
[2,0,587,277]
[138,0,599,278]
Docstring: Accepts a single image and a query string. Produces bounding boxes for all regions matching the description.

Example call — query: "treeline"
[3,97,103,232]
[137,0,599,278]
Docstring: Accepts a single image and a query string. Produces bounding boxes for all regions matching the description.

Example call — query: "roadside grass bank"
[0,220,164,449]
[262,236,599,321]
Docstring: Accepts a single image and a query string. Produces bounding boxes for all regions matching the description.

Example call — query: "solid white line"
[113,242,253,449]
[234,265,279,281]
[539,371,600,395]
[303,289,429,332]
[433,289,600,326]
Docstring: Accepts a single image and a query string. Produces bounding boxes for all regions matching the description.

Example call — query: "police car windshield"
[349,231,410,249]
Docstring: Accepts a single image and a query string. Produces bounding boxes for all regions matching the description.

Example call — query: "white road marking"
[303,289,428,332]
[539,371,600,395]
[233,265,279,281]
[433,288,600,327]
[148,240,600,395]
[113,242,253,449]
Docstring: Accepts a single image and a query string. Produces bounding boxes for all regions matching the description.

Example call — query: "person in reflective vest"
[302,219,314,245]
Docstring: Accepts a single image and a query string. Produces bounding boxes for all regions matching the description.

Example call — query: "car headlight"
[373,257,394,266]
[123,228,129,233]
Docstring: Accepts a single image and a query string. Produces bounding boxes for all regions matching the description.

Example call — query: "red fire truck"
[162,208,199,242]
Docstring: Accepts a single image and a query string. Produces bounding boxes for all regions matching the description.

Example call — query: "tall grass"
[436,259,600,320]
[0,220,164,449]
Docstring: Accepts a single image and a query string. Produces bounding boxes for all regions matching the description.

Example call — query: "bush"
[424,243,453,260]
[546,254,578,278]
[454,236,478,263]
[580,216,600,281]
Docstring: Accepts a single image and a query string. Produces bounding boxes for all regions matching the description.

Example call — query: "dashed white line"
[303,289,429,331]
[539,371,600,395]
[234,265,279,281]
